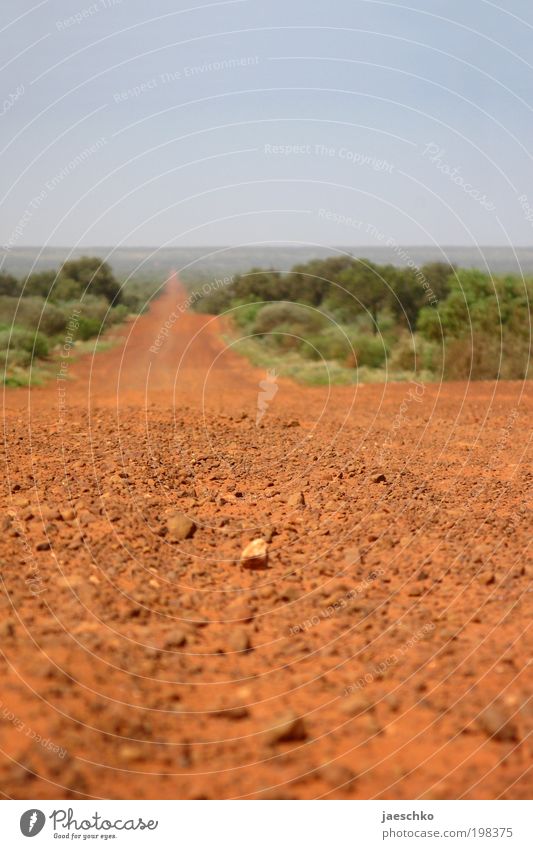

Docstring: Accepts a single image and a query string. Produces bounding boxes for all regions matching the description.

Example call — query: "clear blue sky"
[1,0,533,249]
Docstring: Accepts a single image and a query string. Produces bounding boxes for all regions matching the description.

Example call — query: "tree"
[389,267,425,329]
[0,272,20,297]
[232,269,290,302]
[419,262,455,303]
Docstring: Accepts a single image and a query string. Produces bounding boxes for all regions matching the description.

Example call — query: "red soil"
[1,273,531,799]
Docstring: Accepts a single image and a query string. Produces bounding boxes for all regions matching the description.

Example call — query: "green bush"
[0,296,68,337]
[0,273,20,297]
[0,297,17,328]
[350,334,388,369]
[19,297,68,336]
[231,299,263,329]
[77,317,103,341]
[417,269,533,379]
[388,333,439,374]
[0,260,149,382]
[108,304,130,325]
[299,327,351,361]
[60,257,121,304]
[0,348,32,369]
[0,327,49,359]
[253,302,326,335]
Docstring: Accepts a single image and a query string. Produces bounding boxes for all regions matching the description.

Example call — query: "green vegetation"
[195,257,532,383]
[0,256,151,386]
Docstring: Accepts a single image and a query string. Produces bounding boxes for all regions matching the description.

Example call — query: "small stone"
[217,705,249,720]
[320,763,357,789]
[371,472,387,484]
[478,704,519,742]
[279,585,299,602]
[36,541,51,551]
[167,512,196,541]
[41,506,61,521]
[228,627,252,653]
[78,511,97,525]
[385,694,400,712]
[164,630,188,648]
[241,538,268,569]
[118,745,144,763]
[366,714,383,735]
[0,619,16,638]
[227,600,254,623]
[262,526,275,543]
[265,713,308,745]
[478,571,495,585]
[287,491,305,508]
[60,507,77,521]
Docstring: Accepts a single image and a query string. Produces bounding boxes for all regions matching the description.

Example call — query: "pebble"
[164,630,188,648]
[217,705,249,720]
[228,627,252,652]
[118,745,144,763]
[241,538,268,569]
[320,763,357,789]
[41,506,61,521]
[478,571,495,585]
[265,712,308,745]
[288,491,305,507]
[60,507,77,521]
[478,704,519,742]
[340,693,373,716]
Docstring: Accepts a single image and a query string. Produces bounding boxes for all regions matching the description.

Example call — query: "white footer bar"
[4,800,532,848]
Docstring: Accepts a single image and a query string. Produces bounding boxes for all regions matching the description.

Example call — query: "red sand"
[1,274,531,799]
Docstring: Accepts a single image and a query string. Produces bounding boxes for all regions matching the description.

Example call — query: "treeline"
[196,257,532,380]
[0,256,147,384]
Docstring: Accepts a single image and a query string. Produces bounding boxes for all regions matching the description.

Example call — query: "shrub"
[231,299,263,329]
[19,298,68,336]
[388,333,439,374]
[0,273,20,297]
[0,348,32,369]
[348,334,388,369]
[0,296,68,337]
[77,317,103,341]
[108,304,130,325]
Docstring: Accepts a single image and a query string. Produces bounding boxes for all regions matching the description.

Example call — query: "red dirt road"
[1,274,532,799]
